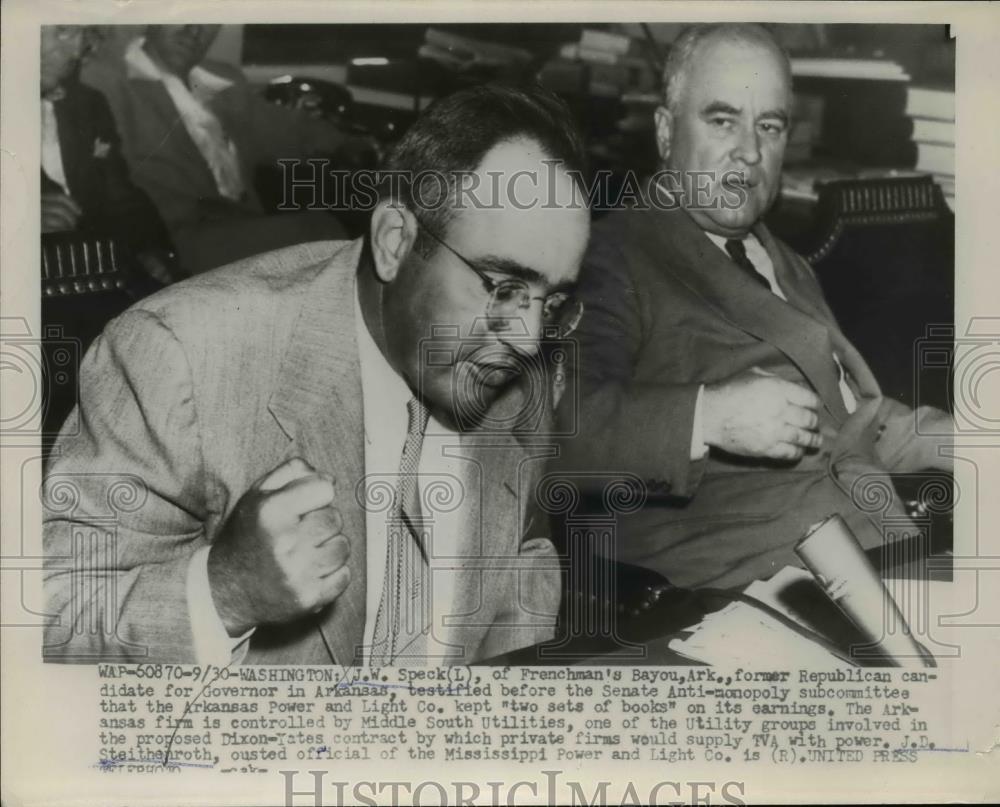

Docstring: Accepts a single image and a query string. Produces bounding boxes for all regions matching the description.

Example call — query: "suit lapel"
[757,224,881,403]
[52,94,87,198]
[267,241,367,665]
[642,198,848,422]
[444,384,542,660]
[133,77,221,194]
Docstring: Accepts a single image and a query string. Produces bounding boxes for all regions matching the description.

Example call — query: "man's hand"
[206,458,351,636]
[41,192,82,233]
[701,367,823,461]
[136,249,180,286]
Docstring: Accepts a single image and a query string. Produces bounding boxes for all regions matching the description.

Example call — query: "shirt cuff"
[690,384,710,460]
[186,545,254,666]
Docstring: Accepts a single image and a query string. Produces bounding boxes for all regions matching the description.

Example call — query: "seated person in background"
[560,23,953,589]
[41,25,174,284]
[85,24,371,275]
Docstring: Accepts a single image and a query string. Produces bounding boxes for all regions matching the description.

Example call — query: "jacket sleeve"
[558,226,706,499]
[874,398,955,474]
[43,308,210,663]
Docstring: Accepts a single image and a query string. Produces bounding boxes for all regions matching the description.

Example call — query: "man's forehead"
[445,141,589,286]
[685,37,791,104]
[462,137,581,208]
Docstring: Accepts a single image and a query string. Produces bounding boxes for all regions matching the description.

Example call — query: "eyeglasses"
[415,220,584,338]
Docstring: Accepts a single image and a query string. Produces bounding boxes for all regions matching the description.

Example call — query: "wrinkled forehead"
[446,138,590,287]
[683,36,792,109]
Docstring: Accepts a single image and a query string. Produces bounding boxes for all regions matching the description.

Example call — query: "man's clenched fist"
[207,458,351,636]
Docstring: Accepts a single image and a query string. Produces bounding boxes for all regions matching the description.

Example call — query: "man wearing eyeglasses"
[43,83,590,665]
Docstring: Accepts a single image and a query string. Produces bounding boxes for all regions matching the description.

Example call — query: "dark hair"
[377,81,588,248]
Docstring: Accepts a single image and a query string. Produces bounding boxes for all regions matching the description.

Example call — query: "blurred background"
[41,22,955,446]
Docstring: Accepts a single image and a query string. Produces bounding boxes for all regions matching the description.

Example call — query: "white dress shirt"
[124,37,245,200]
[187,281,464,665]
[690,232,858,459]
[355,292,464,662]
[41,98,70,194]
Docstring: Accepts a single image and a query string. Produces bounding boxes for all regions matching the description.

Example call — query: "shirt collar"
[704,230,759,254]
[41,86,67,103]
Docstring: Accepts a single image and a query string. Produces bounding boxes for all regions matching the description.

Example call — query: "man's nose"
[731,124,762,166]
[495,304,544,358]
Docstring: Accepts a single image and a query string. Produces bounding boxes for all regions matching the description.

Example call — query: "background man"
[40,25,171,265]
[562,23,953,589]
[43,83,590,665]
[86,24,372,274]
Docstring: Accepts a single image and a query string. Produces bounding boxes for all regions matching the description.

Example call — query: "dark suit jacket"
[42,240,560,664]
[560,191,951,589]
[43,79,170,251]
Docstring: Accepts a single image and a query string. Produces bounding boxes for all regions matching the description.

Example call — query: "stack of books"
[790,56,910,82]
[554,29,657,97]
[906,85,955,210]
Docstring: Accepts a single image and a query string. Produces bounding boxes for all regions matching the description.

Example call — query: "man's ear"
[369,200,419,283]
[654,105,674,164]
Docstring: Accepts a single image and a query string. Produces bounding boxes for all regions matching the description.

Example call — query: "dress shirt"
[689,232,858,458]
[124,37,245,200]
[355,290,464,663]
[187,280,463,665]
[41,98,70,194]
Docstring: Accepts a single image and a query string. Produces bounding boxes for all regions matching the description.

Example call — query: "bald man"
[560,23,953,588]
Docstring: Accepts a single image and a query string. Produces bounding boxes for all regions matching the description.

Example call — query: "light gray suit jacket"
[43,239,560,664]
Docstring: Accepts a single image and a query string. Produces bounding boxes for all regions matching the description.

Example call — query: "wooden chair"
[805,174,954,413]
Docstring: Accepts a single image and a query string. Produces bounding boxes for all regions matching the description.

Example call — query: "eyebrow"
[760,108,790,126]
[701,101,789,126]
[473,256,545,284]
[473,255,576,294]
[701,101,741,117]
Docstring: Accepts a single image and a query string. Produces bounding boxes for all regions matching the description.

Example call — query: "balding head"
[653,23,793,237]
[662,23,791,114]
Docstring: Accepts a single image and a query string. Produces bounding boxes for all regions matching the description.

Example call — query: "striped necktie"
[370,397,431,665]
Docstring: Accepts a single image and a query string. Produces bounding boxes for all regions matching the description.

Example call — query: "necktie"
[725,238,772,291]
[371,397,431,665]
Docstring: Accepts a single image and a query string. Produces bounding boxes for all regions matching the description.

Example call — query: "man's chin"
[437,362,518,429]
[694,206,764,238]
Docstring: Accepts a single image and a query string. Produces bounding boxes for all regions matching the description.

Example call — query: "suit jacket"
[43,239,560,664]
[84,58,348,236]
[560,191,951,589]
[43,79,170,251]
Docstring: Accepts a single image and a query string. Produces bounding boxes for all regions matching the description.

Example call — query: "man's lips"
[722,172,759,190]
